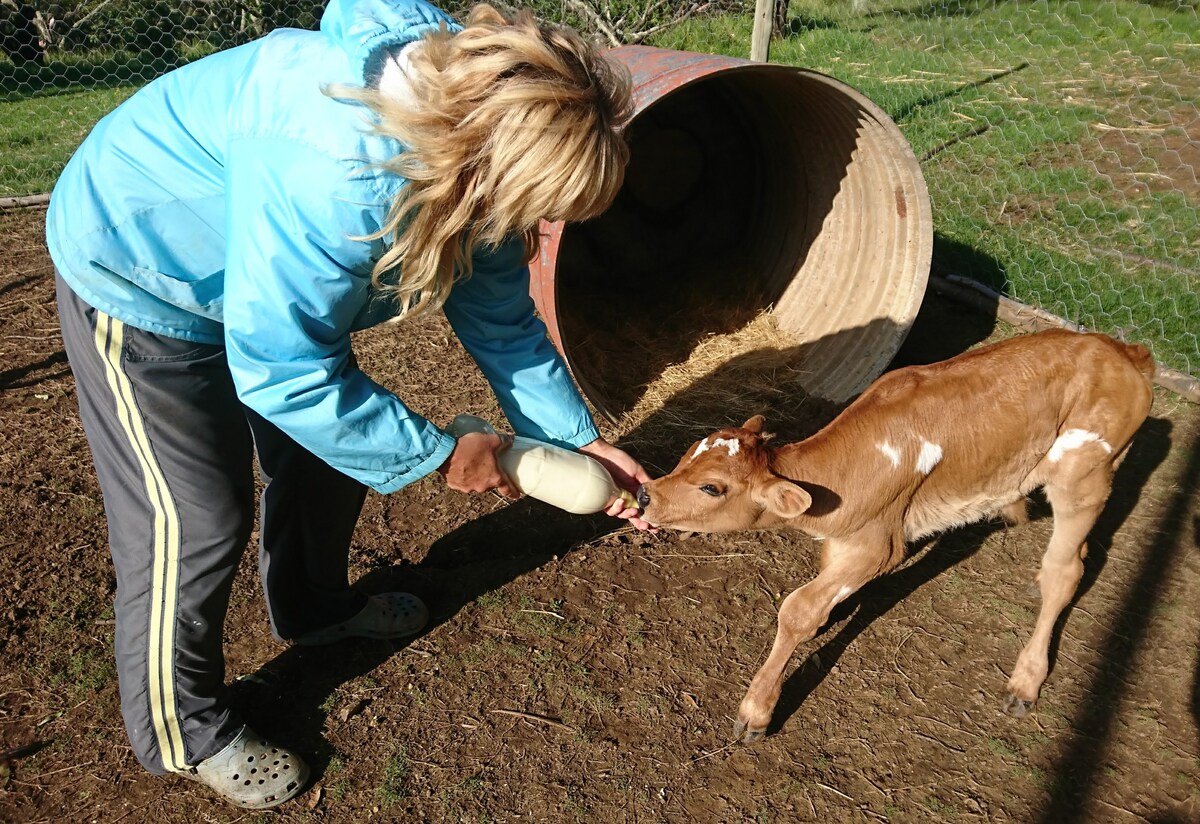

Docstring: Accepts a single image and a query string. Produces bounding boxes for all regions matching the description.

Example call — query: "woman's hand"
[578,437,656,532]
[437,431,519,498]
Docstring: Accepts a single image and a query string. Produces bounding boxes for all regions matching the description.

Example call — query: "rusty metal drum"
[529,46,933,421]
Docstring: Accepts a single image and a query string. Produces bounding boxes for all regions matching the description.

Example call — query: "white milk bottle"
[447,414,639,515]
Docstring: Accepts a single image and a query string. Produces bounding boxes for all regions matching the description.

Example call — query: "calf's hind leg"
[1004,460,1113,718]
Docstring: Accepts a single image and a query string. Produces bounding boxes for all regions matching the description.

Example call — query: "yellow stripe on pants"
[93,313,189,772]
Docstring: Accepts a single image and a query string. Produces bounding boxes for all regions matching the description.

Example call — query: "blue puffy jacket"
[46,0,601,494]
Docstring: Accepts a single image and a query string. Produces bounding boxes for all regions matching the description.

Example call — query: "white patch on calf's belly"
[1048,429,1112,463]
[905,492,1001,541]
[915,440,943,474]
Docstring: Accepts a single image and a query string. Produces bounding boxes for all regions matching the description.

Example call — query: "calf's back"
[640,330,1155,540]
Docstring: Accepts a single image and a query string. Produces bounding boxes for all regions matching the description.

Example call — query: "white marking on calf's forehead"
[915,440,943,474]
[690,436,741,462]
[1048,429,1112,463]
[876,441,901,468]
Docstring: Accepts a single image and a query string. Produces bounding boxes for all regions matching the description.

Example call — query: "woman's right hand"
[437,431,520,498]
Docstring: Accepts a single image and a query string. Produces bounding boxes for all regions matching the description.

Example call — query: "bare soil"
[1,206,1198,824]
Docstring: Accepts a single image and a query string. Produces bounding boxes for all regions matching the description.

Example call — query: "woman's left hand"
[578,438,656,532]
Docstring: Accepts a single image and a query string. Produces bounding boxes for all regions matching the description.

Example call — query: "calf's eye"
[699,484,722,497]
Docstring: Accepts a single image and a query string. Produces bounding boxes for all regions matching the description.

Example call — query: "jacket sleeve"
[222,136,455,493]
[441,238,601,450]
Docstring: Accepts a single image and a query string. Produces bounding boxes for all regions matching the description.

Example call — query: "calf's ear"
[742,415,766,433]
[752,476,812,520]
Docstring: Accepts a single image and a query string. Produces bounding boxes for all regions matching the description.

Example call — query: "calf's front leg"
[735,535,902,742]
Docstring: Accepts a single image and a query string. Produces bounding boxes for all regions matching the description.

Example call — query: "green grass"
[0,47,215,195]
[377,744,412,806]
[31,596,116,703]
[653,0,1200,375]
[0,83,135,195]
[1,0,1196,374]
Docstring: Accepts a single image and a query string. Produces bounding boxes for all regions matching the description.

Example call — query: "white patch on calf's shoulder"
[915,440,943,474]
[877,441,901,468]
[1048,429,1112,463]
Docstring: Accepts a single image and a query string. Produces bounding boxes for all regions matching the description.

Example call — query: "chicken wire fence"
[2,0,1197,386]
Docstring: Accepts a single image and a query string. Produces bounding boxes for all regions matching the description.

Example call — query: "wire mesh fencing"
[2,0,1197,386]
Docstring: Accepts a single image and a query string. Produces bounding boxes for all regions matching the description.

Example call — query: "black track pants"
[56,274,368,774]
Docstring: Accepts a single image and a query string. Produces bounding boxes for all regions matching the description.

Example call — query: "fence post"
[750,0,776,62]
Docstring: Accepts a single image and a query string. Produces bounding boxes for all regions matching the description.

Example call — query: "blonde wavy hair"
[344,3,633,318]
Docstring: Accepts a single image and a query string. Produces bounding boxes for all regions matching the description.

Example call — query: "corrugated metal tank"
[530,46,933,421]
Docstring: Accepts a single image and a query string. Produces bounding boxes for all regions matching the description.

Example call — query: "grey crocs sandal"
[187,726,309,809]
[293,591,429,646]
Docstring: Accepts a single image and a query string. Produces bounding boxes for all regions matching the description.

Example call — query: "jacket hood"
[320,0,460,82]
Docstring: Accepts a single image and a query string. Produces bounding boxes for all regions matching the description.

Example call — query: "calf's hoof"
[733,717,767,744]
[1002,692,1036,719]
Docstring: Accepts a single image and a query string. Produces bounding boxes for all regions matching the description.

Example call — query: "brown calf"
[636,329,1155,742]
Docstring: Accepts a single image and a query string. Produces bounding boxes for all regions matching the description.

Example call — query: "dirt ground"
[1,205,1198,824]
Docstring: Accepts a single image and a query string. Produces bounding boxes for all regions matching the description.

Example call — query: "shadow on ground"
[231,287,997,774]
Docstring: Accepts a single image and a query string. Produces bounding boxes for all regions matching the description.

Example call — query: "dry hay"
[606,310,840,463]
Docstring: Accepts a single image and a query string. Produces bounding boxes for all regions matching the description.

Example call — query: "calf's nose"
[636,485,651,509]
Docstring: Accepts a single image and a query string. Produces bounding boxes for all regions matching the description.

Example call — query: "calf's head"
[637,415,812,533]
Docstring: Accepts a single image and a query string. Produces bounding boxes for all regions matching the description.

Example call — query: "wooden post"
[750,0,775,62]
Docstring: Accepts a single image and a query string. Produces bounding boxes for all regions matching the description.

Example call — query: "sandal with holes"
[186,726,309,809]
[293,591,429,646]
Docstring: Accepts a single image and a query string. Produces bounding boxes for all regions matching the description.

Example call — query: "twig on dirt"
[911,730,966,753]
[891,629,917,684]
[108,791,170,824]
[688,741,736,763]
[854,771,892,804]
[517,609,564,620]
[814,782,855,802]
[755,572,780,604]
[479,624,514,637]
[562,571,640,595]
[1094,797,1155,822]
[802,785,817,817]
[653,552,756,559]
[489,708,575,733]
[913,714,979,738]
[34,759,97,778]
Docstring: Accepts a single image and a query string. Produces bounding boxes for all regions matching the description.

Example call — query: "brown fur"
[637,330,1155,741]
